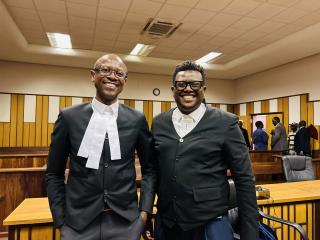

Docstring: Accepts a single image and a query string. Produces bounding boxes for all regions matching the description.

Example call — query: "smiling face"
[90,54,127,105]
[172,70,206,114]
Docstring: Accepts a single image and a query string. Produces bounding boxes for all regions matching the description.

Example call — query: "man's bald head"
[94,54,127,72]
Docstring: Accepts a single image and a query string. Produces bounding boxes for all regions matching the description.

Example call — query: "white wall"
[235,53,320,103]
[0,61,235,103]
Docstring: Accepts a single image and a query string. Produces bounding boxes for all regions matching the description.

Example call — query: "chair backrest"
[281,155,315,182]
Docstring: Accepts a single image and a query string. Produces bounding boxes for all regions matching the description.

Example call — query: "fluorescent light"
[130,43,155,56]
[130,43,144,55]
[196,51,222,63]
[47,32,72,49]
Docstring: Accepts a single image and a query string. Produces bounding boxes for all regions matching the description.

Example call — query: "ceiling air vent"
[141,18,182,38]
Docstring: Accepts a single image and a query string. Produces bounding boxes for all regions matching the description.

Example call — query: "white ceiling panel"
[267,0,299,7]
[248,3,285,20]
[293,0,320,11]
[67,0,99,6]
[100,0,131,11]
[39,11,68,25]
[129,0,163,16]
[272,8,308,23]
[293,12,320,27]
[97,7,126,22]
[222,0,262,15]
[183,9,216,24]
[4,0,34,9]
[157,3,190,21]
[207,13,241,27]
[237,31,266,41]
[42,23,69,33]
[8,7,39,21]
[253,21,286,33]
[167,0,198,8]
[217,28,246,38]
[67,2,97,18]
[33,0,66,14]
[230,17,263,30]
[195,0,233,12]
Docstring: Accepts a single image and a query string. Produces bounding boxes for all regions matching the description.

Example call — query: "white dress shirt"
[172,103,206,138]
[77,98,121,170]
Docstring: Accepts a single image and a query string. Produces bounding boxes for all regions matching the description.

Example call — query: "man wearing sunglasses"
[152,61,258,240]
[46,54,155,240]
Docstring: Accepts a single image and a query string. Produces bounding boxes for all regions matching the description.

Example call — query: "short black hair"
[299,120,306,127]
[273,116,280,123]
[172,60,205,85]
[255,121,263,128]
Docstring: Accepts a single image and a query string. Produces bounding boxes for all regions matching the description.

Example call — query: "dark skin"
[90,54,148,225]
[90,54,127,105]
[172,70,206,114]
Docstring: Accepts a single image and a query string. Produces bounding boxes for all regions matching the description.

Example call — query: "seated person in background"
[252,121,269,151]
[238,120,251,149]
[288,122,298,155]
[294,120,311,156]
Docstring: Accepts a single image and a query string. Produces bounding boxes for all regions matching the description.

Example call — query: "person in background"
[238,120,251,149]
[294,120,311,156]
[271,117,288,151]
[152,60,258,240]
[252,121,269,151]
[288,122,298,155]
[46,54,155,240]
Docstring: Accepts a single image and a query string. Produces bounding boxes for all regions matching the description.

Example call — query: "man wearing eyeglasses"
[46,54,155,240]
[151,61,258,240]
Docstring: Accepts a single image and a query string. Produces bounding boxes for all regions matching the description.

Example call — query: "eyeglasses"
[174,81,204,91]
[93,67,127,79]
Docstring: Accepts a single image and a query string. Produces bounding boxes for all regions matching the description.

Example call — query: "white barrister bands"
[78,98,121,170]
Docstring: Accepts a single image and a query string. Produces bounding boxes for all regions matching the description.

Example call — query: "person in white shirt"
[151,60,258,240]
[46,54,155,240]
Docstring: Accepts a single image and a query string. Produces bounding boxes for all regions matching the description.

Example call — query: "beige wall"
[0,61,235,104]
[235,53,320,103]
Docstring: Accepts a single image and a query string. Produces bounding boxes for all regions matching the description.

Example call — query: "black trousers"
[61,211,144,240]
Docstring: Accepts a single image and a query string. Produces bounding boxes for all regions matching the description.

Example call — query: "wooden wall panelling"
[29,123,36,147]
[278,98,283,112]
[261,100,269,113]
[227,104,234,113]
[300,94,308,123]
[233,104,240,116]
[307,102,315,150]
[0,170,46,233]
[283,97,289,134]
[47,123,54,146]
[161,101,171,112]
[212,103,220,108]
[35,96,43,147]
[41,96,49,147]
[16,95,24,147]
[124,99,135,108]
[143,101,153,128]
[0,123,3,147]
[9,94,18,147]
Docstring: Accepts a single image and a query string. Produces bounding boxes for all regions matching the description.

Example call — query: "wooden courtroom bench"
[0,147,48,235]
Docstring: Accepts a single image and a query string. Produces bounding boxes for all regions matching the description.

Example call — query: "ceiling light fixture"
[130,43,155,56]
[47,32,72,49]
[196,51,222,63]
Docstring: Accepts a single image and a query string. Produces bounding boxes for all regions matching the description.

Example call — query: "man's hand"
[140,211,148,225]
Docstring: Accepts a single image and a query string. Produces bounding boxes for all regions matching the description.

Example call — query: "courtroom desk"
[258,180,320,240]
[3,198,59,240]
[4,198,152,240]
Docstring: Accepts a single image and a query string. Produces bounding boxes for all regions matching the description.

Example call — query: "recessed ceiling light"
[46,32,72,49]
[130,43,155,56]
[195,51,222,63]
